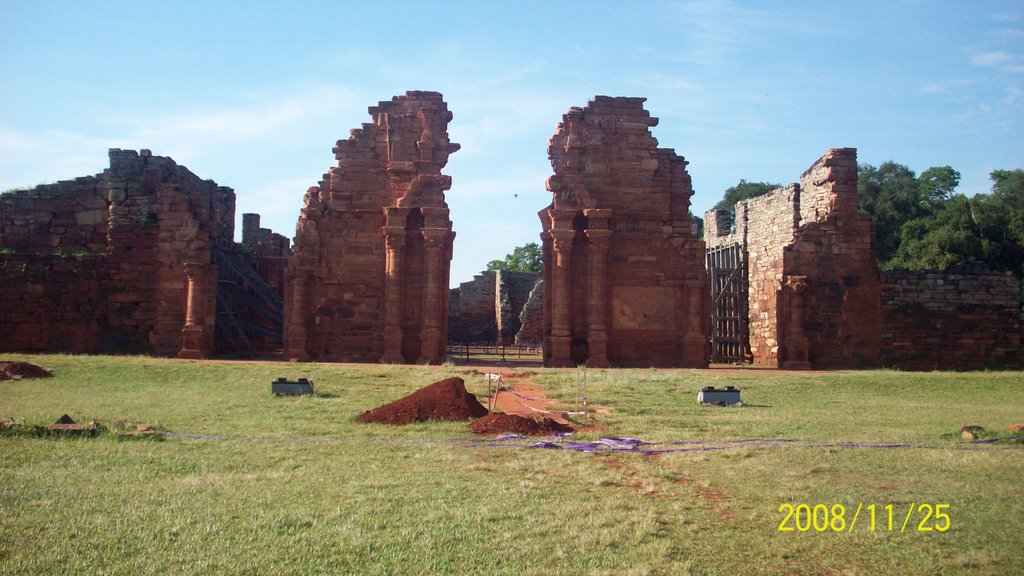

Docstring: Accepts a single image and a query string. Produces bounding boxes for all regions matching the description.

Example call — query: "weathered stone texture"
[284,91,459,363]
[881,265,1022,369]
[705,148,881,369]
[0,149,235,357]
[447,269,540,345]
[541,96,708,368]
[448,271,498,343]
[515,278,544,345]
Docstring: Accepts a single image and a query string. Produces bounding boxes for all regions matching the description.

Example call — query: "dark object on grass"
[357,377,487,425]
[272,378,315,396]
[0,361,54,381]
[698,386,741,406]
[961,424,984,441]
[469,413,574,436]
[47,414,99,436]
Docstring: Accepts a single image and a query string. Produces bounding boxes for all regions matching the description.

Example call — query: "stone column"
[419,227,449,364]
[178,263,207,359]
[286,274,310,361]
[782,275,811,369]
[683,277,708,367]
[583,208,613,368]
[381,226,406,363]
[548,217,576,367]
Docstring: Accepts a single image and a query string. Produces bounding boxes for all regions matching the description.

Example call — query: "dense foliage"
[712,179,781,212]
[486,242,543,272]
[858,164,1024,284]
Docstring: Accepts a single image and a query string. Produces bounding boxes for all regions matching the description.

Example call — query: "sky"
[1,0,1021,284]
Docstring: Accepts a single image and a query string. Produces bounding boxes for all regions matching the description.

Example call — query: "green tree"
[712,180,781,212]
[918,165,960,205]
[858,162,925,264]
[486,242,543,272]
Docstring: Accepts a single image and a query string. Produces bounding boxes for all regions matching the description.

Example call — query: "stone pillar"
[286,274,310,361]
[381,225,406,363]
[782,275,811,369]
[683,278,708,367]
[548,211,576,367]
[419,227,450,364]
[584,208,612,368]
[178,263,208,359]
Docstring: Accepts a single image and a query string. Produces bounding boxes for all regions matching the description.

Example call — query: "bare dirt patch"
[468,413,574,436]
[0,361,54,381]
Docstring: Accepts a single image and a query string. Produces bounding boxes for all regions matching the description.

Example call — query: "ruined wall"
[447,270,540,345]
[515,278,544,345]
[736,186,800,366]
[0,149,234,358]
[448,271,497,343]
[881,265,1022,370]
[784,150,880,368]
[496,270,540,345]
[240,212,290,298]
[541,96,708,368]
[704,148,880,369]
[285,91,459,363]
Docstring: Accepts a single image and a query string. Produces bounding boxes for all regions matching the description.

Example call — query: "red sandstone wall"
[0,254,107,352]
[285,91,459,364]
[541,96,708,368]
[737,185,800,366]
[881,266,1022,369]
[704,148,881,369]
[0,149,234,357]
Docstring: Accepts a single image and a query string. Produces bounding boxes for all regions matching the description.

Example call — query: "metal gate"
[706,244,749,363]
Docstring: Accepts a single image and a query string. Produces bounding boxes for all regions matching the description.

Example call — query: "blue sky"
[2,1,1021,283]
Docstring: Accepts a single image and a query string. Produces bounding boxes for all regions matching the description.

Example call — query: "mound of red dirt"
[357,377,488,425]
[469,413,575,436]
[0,361,54,381]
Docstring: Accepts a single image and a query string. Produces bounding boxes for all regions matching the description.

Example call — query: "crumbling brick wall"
[284,91,460,364]
[0,149,235,358]
[447,269,540,345]
[704,148,881,369]
[448,271,498,343]
[515,278,544,346]
[881,265,1022,369]
[541,96,708,368]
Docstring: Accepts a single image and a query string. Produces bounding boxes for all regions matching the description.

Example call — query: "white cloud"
[972,51,1012,66]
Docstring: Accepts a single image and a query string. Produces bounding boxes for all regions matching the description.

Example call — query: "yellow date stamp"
[777,503,951,533]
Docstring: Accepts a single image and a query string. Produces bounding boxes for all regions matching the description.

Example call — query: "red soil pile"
[469,413,575,436]
[0,361,54,381]
[357,377,488,425]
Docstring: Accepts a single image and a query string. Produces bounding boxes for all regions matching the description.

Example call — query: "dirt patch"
[468,413,574,436]
[0,361,54,381]
[357,377,488,425]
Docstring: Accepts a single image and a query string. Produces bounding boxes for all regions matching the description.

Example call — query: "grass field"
[1,354,1022,575]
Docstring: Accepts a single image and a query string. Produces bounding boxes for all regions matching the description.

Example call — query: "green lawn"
[1,354,1022,575]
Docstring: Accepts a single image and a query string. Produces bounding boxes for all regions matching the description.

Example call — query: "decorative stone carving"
[284,91,459,363]
[539,96,709,368]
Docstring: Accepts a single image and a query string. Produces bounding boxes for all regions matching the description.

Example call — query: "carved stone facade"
[284,91,459,363]
[540,96,709,368]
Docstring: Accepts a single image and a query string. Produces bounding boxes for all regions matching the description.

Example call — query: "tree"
[486,242,543,272]
[858,162,925,264]
[918,166,960,205]
[712,180,781,212]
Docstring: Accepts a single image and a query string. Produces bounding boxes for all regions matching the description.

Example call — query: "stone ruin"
[539,96,709,367]
[284,91,460,364]
[0,150,287,358]
[448,269,541,346]
[705,148,1021,370]
[3,94,1018,371]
